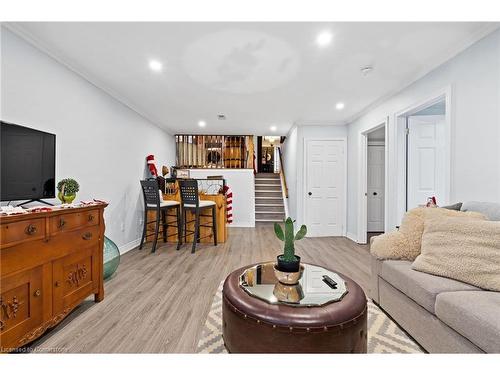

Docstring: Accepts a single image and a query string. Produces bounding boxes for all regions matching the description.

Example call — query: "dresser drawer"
[50,209,99,234]
[0,218,46,248]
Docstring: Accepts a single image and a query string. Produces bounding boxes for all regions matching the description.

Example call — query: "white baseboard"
[118,238,141,255]
[229,221,255,228]
[346,232,358,243]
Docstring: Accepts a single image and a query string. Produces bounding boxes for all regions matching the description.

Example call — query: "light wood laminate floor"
[30,224,370,353]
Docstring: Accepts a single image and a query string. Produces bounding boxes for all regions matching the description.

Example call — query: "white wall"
[1,28,175,253]
[282,124,348,228]
[347,28,500,241]
[186,169,255,227]
[282,126,298,221]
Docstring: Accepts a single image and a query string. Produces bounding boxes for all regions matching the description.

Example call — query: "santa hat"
[146,154,158,177]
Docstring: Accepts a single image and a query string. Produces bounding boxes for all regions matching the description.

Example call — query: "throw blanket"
[223,185,233,224]
[370,207,486,260]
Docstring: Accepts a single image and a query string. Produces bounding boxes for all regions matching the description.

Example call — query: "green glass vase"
[103,236,120,280]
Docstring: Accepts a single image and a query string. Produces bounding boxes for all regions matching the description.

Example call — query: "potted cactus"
[274,217,307,274]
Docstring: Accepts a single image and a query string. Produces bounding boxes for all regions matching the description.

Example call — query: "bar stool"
[139,179,182,253]
[179,179,217,253]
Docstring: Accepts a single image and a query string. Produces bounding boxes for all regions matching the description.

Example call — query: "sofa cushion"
[413,217,500,291]
[435,291,500,353]
[461,201,500,221]
[380,260,479,314]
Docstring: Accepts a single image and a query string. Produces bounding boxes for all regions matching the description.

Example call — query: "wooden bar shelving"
[175,134,253,169]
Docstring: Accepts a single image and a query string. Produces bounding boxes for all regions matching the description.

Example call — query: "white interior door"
[305,139,345,237]
[367,145,385,232]
[407,115,446,209]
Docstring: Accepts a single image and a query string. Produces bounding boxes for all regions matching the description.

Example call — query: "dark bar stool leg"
[212,205,217,246]
[152,210,160,253]
[139,209,148,250]
[197,208,201,244]
[162,210,167,243]
[192,210,200,254]
[176,205,182,250]
[183,208,188,245]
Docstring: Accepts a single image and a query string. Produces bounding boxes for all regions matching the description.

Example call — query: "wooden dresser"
[0,203,107,352]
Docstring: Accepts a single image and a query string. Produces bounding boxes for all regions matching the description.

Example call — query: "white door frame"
[393,86,452,225]
[303,138,347,237]
[357,118,389,244]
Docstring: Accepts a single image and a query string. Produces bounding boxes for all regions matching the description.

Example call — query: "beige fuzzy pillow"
[412,217,500,291]
[370,207,486,260]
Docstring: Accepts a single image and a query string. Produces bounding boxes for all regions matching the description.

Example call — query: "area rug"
[196,282,424,353]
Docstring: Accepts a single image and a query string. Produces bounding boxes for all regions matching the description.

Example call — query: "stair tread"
[256,218,285,222]
[255,203,284,206]
[256,211,285,214]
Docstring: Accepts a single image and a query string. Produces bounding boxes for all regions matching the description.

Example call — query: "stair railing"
[277,146,289,198]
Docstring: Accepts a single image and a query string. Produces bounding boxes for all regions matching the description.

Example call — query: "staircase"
[255,173,285,223]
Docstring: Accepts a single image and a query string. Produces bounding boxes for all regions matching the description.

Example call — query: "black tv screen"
[1,121,56,201]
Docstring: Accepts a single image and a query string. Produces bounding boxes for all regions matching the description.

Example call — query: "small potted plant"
[273,217,307,284]
[57,178,80,204]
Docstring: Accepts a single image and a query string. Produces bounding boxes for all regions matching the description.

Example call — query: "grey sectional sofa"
[370,201,500,353]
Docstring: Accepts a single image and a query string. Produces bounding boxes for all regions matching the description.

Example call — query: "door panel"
[367,145,385,232]
[305,140,345,237]
[52,246,99,314]
[0,266,44,349]
[407,115,446,209]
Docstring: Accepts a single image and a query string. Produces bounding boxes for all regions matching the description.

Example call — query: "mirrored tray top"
[239,262,348,307]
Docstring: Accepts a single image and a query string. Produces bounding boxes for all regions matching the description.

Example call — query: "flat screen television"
[1,121,56,203]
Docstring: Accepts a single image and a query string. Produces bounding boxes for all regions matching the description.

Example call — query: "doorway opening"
[395,90,451,225]
[257,136,281,173]
[357,120,388,244]
[366,127,386,243]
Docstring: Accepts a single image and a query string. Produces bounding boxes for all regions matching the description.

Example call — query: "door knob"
[308,192,312,196]
[373,192,378,196]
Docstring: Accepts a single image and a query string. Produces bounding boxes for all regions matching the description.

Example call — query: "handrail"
[277,146,289,198]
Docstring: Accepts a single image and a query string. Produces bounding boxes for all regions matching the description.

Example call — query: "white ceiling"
[8,22,498,135]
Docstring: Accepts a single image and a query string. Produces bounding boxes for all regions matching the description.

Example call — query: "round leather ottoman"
[222,263,367,353]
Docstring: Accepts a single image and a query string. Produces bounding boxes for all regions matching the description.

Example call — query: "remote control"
[322,275,338,289]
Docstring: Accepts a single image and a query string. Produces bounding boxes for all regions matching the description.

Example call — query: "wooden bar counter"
[146,181,227,245]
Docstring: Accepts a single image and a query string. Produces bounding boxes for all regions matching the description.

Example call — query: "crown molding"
[3,22,175,136]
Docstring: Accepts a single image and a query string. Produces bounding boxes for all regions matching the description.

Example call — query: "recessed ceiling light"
[335,102,345,110]
[270,125,277,132]
[148,59,163,72]
[316,31,333,47]
[198,120,206,128]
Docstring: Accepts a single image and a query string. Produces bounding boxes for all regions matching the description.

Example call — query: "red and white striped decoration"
[223,185,233,224]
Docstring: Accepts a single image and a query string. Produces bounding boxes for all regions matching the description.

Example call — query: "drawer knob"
[55,281,61,287]
[34,289,41,297]
[82,232,92,240]
[88,214,95,222]
[58,218,66,228]
[25,224,37,235]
